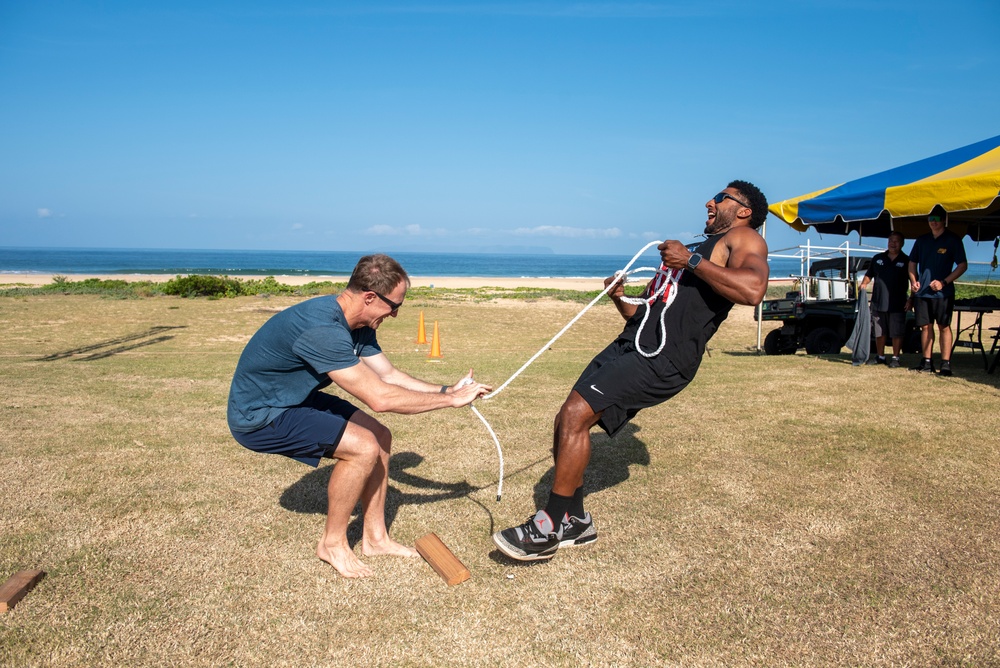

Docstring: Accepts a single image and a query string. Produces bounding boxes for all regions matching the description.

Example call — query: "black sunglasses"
[713,192,751,210]
[373,291,403,313]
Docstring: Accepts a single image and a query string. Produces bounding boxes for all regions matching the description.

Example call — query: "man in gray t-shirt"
[228,254,491,578]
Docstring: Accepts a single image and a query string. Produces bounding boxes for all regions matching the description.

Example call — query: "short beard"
[704,211,734,235]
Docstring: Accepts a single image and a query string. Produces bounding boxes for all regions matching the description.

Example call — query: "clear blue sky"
[2,1,998,261]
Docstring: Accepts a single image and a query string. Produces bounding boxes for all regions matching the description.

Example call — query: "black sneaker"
[493,510,562,561]
[911,360,935,373]
[559,513,598,548]
[939,361,952,377]
[865,357,881,366]
[888,356,900,369]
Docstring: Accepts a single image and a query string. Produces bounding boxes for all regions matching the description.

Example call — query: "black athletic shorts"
[573,338,690,438]
[913,296,954,328]
[871,310,906,339]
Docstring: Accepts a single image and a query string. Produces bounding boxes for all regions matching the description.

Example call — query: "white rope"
[619,265,683,357]
[468,240,682,501]
[469,405,505,501]
[482,240,668,401]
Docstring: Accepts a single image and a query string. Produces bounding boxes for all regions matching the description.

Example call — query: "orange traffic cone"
[416,310,427,344]
[428,321,443,358]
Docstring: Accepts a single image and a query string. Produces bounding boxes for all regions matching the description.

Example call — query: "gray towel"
[845,288,871,365]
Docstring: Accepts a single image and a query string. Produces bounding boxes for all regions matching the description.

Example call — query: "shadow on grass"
[484,423,650,566]
[281,451,493,546]
[38,325,186,361]
[279,424,650,550]
[281,452,474,514]
[530,423,650,509]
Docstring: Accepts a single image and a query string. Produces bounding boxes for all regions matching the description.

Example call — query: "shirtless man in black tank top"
[494,181,770,561]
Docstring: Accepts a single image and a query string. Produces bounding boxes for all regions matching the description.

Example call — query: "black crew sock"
[568,486,585,519]
[543,492,573,528]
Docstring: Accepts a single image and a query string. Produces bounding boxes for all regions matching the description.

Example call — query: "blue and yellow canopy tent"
[768,134,1000,242]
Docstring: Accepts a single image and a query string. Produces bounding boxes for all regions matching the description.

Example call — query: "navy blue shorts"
[573,338,690,438]
[231,392,359,467]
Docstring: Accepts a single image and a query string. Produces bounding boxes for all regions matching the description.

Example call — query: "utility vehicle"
[757,254,918,355]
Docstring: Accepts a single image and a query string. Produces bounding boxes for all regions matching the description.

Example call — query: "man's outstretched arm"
[328,355,489,414]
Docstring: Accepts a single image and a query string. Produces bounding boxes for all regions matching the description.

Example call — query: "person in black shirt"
[493,181,770,562]
[858,231,910,368]
[907,208,968,376]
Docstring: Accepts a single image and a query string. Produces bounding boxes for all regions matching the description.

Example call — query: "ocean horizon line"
[0,246,666,280]
[4,246,994,282]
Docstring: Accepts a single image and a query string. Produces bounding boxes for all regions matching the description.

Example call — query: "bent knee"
[557,391,597,428]
[349,412,392,448]
[371,422,392,451]
[339,424,390,465]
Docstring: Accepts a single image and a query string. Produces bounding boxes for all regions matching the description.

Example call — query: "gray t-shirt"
[227,295,381,433]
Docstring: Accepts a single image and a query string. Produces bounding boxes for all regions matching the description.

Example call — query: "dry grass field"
[2,290,999,667]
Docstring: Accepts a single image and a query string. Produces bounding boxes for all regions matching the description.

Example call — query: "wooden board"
[415,533,470,585]
[0,569,46,613]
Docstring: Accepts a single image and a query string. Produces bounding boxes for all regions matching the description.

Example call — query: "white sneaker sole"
[492,532,559,561]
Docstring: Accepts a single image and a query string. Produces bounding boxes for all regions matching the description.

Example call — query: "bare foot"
[317,541,375,578]
[362,535,419,558]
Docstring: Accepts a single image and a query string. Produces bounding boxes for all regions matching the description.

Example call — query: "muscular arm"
[659,228,770,306]
[326,353,489,414]
[361,352,446,393]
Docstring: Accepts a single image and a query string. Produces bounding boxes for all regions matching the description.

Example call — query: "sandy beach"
[1,273,798,290]
[0,273,609,291]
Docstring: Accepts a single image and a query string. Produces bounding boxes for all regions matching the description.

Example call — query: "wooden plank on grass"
[0,569,46,613]
[415,533,470,585]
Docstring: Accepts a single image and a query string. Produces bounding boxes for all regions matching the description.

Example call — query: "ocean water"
[0,247,808,279]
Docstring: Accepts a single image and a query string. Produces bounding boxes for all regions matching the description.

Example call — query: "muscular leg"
[551,390,603,497]
[316,413,414,578]
[351,412,418,559]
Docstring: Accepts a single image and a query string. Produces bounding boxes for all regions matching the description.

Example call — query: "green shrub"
[240,276,296,296]
[956,283,1000,300]
[296,280,344,295]
[162,274,244,298]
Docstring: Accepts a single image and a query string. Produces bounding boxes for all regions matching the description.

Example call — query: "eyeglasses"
[713,192,751,210]
[373,291,403,314]
[928,215,943,223]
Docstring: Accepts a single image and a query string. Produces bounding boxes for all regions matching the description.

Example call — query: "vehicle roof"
[809,256,871,276]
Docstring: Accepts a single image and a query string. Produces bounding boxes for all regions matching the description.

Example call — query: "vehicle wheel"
[763,329,797,355]
[804,327,842,355]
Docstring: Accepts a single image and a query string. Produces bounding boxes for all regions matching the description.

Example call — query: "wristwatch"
[686,252,703,271]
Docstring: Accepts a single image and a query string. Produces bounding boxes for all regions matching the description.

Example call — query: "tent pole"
[757,218,766,353]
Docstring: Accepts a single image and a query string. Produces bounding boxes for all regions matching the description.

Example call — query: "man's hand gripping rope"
[459,240,683,501]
